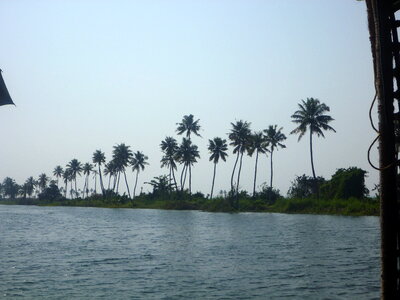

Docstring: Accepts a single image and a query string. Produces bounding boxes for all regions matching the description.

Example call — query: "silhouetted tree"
[248,132,269,197]
[290,98,335,179]
[208,137,228,199]
[112,143,133,197]
[160,136,179,191]
[130,151,149,198]
[264,125,287,188]
[92,150,106,195]
[53,166,63,187]
[228,120,251,204]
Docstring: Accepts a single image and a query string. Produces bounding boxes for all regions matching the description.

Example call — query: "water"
[0,205,380,299]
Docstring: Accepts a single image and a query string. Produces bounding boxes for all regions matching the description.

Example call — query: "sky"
[0,0,378,197]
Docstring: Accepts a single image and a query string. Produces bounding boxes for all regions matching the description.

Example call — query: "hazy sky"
[0,0,378,196]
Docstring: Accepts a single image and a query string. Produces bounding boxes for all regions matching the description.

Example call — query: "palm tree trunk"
[189,164,192,194]
[86,175,90,197]
[253,150,259,197]
[236,152,244,207]
[134,170,139,198]
[172,167,178,191]
[123,170,131,198]
[94,175,97,194]
[64,181,67,198]
[182,164,188,191]
[310,130,316,179]
[231,152,240,191]
[113,174,117,192]
[75,178,78,198]
[270,150,274,188]
[169,167,172,193]
[180,165,186,191]
[98,165,105,195]
[116,172,121,194]
[210,162,217,199]
[83,177,87,199]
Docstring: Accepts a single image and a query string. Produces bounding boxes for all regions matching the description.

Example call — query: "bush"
[287,175,325,198]
[320,167,368,200]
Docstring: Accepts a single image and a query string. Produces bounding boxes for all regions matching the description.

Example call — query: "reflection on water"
[0,206,379,299]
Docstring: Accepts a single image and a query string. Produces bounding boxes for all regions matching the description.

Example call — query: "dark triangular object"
[0,69,14,106]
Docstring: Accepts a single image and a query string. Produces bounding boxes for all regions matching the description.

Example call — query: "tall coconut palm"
[62,168,72,198]
[66,159,82,198]
[130,151,149,198]
[92,150,106,195]
[104,161,116,191]
[25,176,35,198]
[112,143,133,197]
[228,120,251,198]
[160,136,179,191]
[208,137,228,199]
[176,138,200,193]
[82,163,93,198]
[177,114,201,193]
[290,98,336,179]
[53,166,63,187]
[38,173,49,193]
[264,125,287,188]
[248,132,269,197]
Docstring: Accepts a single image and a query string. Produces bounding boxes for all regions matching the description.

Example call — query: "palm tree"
[66,159,82,198]
[82,163,93,198]
[92,150,106,195]
[176,114,201,140]
[38,173,49,193]
[2,177,19,199]
[248,132,269,197]
[53,166,63,187]
[176,114,201,193]
[160,136,179,191]
[112,143,133,197]
[228,120,251,199]
[175,138,200,193]
[208,137,228,199]
[104,161,116,191]
[25,176,35,198]
[63,168,72,198]
[290,98,336,179]
[130,151,149,198]
[264,125,287,188]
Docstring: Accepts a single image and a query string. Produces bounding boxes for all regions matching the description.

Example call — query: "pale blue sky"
[0,0,377,196]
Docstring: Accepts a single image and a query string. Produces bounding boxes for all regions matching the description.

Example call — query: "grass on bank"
[0,193,379,216]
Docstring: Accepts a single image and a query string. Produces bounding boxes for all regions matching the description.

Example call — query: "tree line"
[0,97,336,201]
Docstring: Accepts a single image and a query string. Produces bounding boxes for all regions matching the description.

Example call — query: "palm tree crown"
[208,137,228,164]
[290,98,335,141]
[264,125,287,153]
[228,120,252,154]
[53,166,63,186]
[131,151,149,173]
[176,114,201,140]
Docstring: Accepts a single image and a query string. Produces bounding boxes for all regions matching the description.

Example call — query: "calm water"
[0,205,380,299]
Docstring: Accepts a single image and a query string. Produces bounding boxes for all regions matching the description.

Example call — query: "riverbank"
[0,196,379,216]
